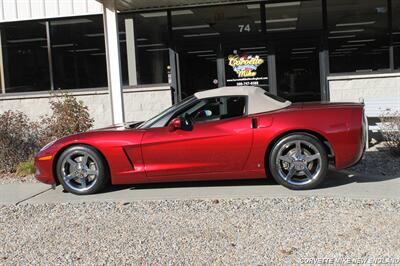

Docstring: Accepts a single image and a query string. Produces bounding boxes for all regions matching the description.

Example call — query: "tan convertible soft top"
[194,86,291,115]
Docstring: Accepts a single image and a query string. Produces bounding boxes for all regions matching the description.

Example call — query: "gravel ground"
[347,142,400,178]
[1,197,400,265]
[0,173,37,185]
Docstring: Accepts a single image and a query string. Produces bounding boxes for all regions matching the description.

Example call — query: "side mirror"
[168,117,182,132]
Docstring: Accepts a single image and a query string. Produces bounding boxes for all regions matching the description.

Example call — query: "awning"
[96,0,260,12]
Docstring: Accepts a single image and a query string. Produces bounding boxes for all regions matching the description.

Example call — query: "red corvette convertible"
[35,86,367,195]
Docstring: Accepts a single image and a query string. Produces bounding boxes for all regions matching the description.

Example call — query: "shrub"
[0,111,40,172]
[40,94,94,146]
[380,110,400,156]
[16,159,35,176]
[0,94,94,173]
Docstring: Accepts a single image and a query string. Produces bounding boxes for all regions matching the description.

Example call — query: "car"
[34,86,367,195]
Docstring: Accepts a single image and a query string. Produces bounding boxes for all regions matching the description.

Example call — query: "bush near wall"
[0,94,94,173]
[40,94,94,146]
[0,111,40,172]
[380,111,400,156]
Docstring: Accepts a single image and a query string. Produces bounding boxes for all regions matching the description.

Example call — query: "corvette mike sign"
[226,53,268,87]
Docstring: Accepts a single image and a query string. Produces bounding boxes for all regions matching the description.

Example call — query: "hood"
[93,121,144,131]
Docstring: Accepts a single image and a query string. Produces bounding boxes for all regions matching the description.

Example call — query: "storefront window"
[172,4,263,95]
[265,0,322,32]
[328,0,390,73]
[50,16,107,90]
[119,12,169,86]
[393,0,400,69]
[1,21,50,93]
[266,1,322,102]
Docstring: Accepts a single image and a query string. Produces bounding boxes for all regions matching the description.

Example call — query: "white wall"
[0,86,173,128]
[0,0,102,23]
[328,72,400,117]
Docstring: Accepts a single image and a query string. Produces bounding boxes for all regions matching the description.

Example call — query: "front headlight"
[39,139,57,152]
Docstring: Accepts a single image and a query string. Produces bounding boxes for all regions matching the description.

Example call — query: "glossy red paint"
[34,102,365,186]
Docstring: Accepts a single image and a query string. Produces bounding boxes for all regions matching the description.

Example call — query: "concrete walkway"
[1,170,399,205]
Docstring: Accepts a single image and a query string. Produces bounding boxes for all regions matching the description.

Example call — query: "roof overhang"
[96,0,261,12]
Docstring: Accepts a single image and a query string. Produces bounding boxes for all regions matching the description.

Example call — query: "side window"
[190,96,246,123]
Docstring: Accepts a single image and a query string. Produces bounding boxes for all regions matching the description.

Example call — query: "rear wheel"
[268,133,328,190]
[56,145,109,195]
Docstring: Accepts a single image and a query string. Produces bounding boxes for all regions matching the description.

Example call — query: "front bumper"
[34,153,56,185]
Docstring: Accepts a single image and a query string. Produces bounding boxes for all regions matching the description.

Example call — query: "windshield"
[138,96,196,129]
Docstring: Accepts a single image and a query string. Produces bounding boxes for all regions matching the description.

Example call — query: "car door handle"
[251,117,258,129]
[252,117,273,128]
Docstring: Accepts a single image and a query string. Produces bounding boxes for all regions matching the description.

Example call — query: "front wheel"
[268,133,328,190]
[56,145,109,195]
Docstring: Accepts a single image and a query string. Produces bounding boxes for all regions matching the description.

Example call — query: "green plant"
[40,94,94,146]
[380,110,400,156]
[16,159,35,176]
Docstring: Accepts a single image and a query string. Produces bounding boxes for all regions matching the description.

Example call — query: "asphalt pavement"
[1,169,399,205]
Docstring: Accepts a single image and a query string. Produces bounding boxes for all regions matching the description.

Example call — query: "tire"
[56,145,109,195]
[268,133,328,190]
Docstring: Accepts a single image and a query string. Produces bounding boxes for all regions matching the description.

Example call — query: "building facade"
[0,0,399,128]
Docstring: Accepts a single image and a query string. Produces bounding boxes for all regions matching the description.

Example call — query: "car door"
[140,96,254,181]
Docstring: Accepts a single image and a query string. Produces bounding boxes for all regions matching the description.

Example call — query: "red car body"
[35,102,365,186]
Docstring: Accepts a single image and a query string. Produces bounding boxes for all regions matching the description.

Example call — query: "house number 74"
[238,24,251,32]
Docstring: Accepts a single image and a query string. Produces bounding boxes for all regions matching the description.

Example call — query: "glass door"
[274,38,322,102]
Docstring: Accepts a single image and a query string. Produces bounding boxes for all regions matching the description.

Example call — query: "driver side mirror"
[168,117,182,132]
[168,114,193,132]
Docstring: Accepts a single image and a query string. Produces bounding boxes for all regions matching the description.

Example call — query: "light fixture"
[335,48,358,51]
[51,18,92,26]
[347,39,376,43]
[187,50,214,54]
[146,48,169,52]
[246,4,260,9]
[140,11,168,17]
[267,27,296,32]
[291,50,314,54]
[136,38,148,41]
[268,18,298,23]
[140,10,193,18]
[328,35,356,39]
[241,46,267,50]
[197,54,217,57]
[393,32,400,35]
[90,53,105,56]
[137,43,164,47]
[266,1,301,8]
[336,21,375,27]
[330,29,365,34]
[8,38,46,43]
[341,44,366,47]
[52,43,75,48]
[248,1,301,9]
[68,48,100,52]
[255,18,298,24]
[172,24,210,30]
[86,32,125,37]
[85,33,104,37]
[292,47,316,51]
[183,32,220,37]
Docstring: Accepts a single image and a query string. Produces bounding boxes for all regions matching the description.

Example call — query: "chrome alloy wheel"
[61,151,99,192]
[275,140,322,186]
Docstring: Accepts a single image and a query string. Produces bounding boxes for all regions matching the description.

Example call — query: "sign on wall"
[226,52,268,88]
